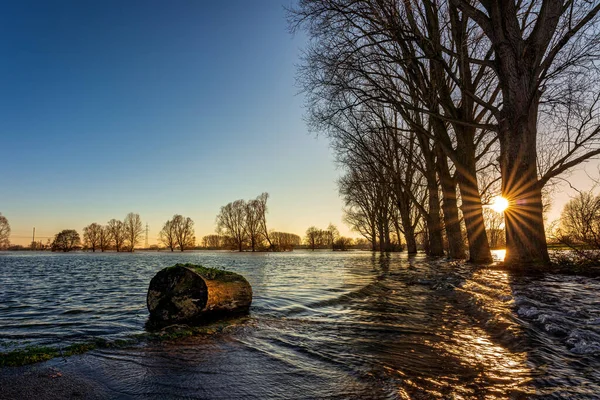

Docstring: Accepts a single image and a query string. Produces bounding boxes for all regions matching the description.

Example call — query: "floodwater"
[1,250,599,398]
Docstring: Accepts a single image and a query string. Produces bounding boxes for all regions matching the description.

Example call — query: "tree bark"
[435,145,466,259]
[499,106,550,268]
[425,173,445,257]
[455,141,493,263]
[397,199,417,254]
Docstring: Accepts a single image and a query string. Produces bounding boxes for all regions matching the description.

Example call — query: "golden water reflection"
[387,267,534,398]
[492,248,506,262]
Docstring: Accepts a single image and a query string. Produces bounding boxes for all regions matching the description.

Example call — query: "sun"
[491,196,509,213]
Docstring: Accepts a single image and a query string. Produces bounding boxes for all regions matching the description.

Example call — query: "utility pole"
[145,223,149,249]
[32,227,36,250]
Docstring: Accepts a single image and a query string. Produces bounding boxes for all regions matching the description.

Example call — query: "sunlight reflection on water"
[492,248,506,262]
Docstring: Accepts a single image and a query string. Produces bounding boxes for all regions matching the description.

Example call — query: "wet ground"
[1,250,599,398]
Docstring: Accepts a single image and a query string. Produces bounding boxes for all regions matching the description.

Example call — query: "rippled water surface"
[1,250,599,398]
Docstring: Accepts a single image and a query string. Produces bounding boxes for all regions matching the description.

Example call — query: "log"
[147,264,252,324]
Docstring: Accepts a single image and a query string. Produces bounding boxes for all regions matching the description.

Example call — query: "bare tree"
[123,213,143,252]
[305,226,321,251]
[107,219,126,252]
[294,0,506,260]
[173,214,195,251]
[159,218,177,251]
[558,191,600,248]
[216,200,247,252]
[255,193,272,249]
[98,225,111,252]
[0,213,10,249]
[244,199,262,252]
[452,0,600,267]
[83,223,102,252]
[483,208,506,249]
[325,223,339,251]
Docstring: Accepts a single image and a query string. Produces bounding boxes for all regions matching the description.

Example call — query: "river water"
[0,250,599,398]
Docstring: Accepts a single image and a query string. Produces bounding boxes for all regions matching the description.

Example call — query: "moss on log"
[147,264,252,324]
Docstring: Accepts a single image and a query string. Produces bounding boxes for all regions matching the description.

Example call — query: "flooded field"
[1,250,599,398]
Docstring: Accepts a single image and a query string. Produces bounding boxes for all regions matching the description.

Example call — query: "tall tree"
[124,213,143,252]
[305,226,322,251]
[159,218,177,251]
[173,214,195,251]
[325,223,339,251]
[255,192,272,249]
[216,200,247,252]
[98,225,111,252]
[107,219,126,252]
[83,223,102,252]
[453,0,600,267]
[244,199,262,252]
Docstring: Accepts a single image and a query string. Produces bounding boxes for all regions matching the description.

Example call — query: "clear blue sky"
[0,0,348,245]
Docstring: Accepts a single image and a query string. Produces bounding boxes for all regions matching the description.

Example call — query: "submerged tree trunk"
[436,146,466,259]
[455,151,493,264]
[500,106,550,268]
[425,177,444,257]
[147,264,253,324]
[371,224,377,251]
[398,199,417,254]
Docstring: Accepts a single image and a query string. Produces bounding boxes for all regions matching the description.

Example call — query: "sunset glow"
[491,196,509,213]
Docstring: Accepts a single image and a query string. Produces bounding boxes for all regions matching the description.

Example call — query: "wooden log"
[147,264,252,324]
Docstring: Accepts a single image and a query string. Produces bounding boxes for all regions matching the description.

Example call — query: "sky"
[0,1,598,246]
[0,0,350,245]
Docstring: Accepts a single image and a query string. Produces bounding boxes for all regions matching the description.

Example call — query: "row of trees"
[305,224,360,251]
[290,0,600,268]
[215,193,332,252]
[82,213,143,252]
[200,232,302,251]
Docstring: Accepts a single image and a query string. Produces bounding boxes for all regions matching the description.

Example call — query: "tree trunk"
[436,146,466,259]
[378,219,385,252]
[455,154,493,263]
[425,178,445,257]
[371,224,377,251]
[147,264,252,325]
[418,134,444,257]
[397,200,417,254]
[500,107,550,268]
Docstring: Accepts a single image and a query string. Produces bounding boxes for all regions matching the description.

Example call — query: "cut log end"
[147,264,252,324]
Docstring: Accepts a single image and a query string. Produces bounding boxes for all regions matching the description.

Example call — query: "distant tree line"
[79,212,144,252]
[213,193,303,252]
[304,224,363,251]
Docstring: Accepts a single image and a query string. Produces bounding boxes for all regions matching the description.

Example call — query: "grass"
[167,263,247,282]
